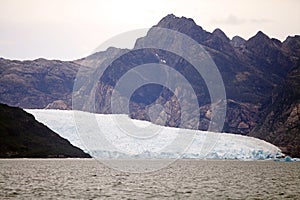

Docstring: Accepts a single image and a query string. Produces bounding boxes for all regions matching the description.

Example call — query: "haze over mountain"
[0,14,299,157]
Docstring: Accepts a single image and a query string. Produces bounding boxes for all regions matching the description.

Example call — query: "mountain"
[76,14,298,134]
[0,103,90,158]
[0,14,299,156]
[249,63,300,157]
[0,58,80,109]
[248,35,300,157]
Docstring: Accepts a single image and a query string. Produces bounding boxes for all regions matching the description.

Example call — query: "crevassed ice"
[25,109,282,160]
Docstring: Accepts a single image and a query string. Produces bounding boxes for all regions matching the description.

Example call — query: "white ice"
[26,109,282,160]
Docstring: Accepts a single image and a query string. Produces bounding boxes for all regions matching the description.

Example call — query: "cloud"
[249,18,273,24]
[212,14,273,25]
[212,14,245,25]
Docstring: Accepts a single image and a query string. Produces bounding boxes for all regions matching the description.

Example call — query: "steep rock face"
[0,103,90,158]
[283,35,300,60]
[230,36,246,49]
[250,64,300,157]
[154,14,211,43]
[245,31,292,78]
[204,28,235,55]
[74,14,297,135]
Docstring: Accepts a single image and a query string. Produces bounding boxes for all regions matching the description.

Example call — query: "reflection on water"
[0,159,299,199]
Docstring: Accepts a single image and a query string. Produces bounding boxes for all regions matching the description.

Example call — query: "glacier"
[26,109,283,160]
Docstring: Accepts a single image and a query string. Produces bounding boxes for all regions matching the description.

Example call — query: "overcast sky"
[0,0,299,61]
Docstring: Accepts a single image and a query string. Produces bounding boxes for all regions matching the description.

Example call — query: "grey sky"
[0,0,299,61]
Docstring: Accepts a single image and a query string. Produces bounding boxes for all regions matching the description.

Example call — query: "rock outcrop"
[250,64,300,157]
[0,58,80,109]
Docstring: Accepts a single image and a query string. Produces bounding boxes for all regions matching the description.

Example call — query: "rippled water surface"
[0,159,300,199]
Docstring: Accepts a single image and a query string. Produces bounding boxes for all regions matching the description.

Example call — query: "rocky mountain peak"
[284,35,300,44]
[203,28,234,54]
[154,14,210,43]
[156,14,200,30]
[246,31,274,49]
[283,35,300,57]
[246,31,278,51]
[212,28,230,42]
[245,30,292,78]
[230,36,246,48]
[254,30,269,39]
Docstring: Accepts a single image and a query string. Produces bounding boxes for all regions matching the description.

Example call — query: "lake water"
[0,159,299,199]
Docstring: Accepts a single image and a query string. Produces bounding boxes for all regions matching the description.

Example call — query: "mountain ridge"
[0,14,299,156]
